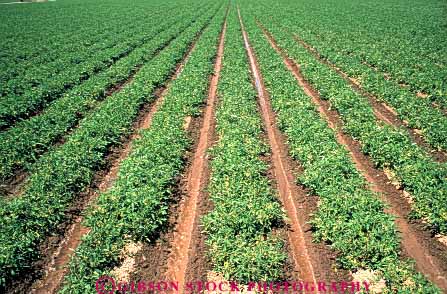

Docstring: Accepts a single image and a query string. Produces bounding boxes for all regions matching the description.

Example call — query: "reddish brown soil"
[258,107,299,282]
[164,20,226,294]
[130,107,206,285]
[286,30,446,162]
[260,26,447,291]
[131,13,227,288]
[261,120,348,285]
[31,219,90,294]
[238,9,340,285]
[183,170,214,286]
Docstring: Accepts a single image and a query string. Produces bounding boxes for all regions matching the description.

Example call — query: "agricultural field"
[0,0,446,293]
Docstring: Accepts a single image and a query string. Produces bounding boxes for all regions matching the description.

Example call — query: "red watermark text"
[95,276,370,294]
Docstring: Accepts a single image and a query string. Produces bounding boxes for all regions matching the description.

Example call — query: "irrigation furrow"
[55,7,226,292]
[238,9,320,285]
[260,24,447,292]
[164,18,226,293]
[256,18,447,236]
[29,51,183,294]
[102,21,211,290]
[288,31,446,162]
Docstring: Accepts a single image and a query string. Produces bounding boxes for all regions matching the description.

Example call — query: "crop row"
[241,11,440,293]
[0,4,212,182]
[288,27,447,151]
[0,2,120,60]
[60,6,226,293]
[2,22,149,97]
[201,8,286,282]
[257,3,447,151]
[0,4,219,287]
[256,19,447,234]
[0,12,148,95]
[0,2,205,94]
[254,0,447,110]
[0,3,215,130]
[0,0,173,76]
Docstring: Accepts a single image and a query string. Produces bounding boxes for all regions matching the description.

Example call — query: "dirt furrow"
[238,9,328,285]
[164,19,226,294]
[260,26,447,292]
[286,29,446,162]
[0,170,28,199]
[28,37,201,294]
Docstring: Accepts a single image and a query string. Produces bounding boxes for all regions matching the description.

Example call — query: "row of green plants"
[0,5,212,182]
[0,0,126,62]
[241,11,439,293]
[0,0,182,83]
[256,1,447,151]
[0,5,219,287]
[0,12,145,97]
[2,23,146,98]
[253,0,446,111]
[257,19,447,235]
[0,3,214,130]
[287,26,447,151]
[1,44,134,128]
[60,9,226,293]
[0,2,118,78]
[202,8,286,282]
